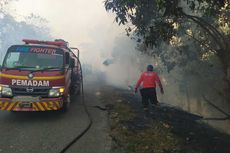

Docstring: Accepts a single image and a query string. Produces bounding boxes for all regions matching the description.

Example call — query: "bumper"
[0,97,63,111]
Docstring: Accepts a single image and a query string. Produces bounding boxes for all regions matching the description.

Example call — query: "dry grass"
[99,86,230,153]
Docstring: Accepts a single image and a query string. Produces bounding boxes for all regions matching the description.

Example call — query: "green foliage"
[145,20,177,47]
[105,0,230,71]
[105,0,226,44]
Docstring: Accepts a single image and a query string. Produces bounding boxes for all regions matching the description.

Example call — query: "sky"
[10,0,123,45]
[8,0,128,67]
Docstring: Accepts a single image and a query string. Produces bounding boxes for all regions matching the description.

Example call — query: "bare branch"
[187,15,228,49]
[185,32,217,52]
[180,11,226,50]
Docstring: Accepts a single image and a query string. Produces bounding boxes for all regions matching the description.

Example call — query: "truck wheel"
[76,83,82,95]
[61,94,70,112]
[76,87,81,95]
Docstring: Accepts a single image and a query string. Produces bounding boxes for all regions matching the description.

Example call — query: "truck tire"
[76,84,81,95]
[70,83,81,96]
[61,94,70,112]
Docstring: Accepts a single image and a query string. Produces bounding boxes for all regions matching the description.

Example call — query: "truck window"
[5,52,20,68]
[3,46,64,70]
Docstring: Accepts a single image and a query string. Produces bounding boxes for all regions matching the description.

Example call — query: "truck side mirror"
[65,52,70,65]
[70,59,75,68]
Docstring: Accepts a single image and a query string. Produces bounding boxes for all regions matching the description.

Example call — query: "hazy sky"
[10,0,123,47]
[7,0,140,87]
[8,0,129,68]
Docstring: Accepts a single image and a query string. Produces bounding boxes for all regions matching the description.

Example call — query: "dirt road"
[0,83,110,153]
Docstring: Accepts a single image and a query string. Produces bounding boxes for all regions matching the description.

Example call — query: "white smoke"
[5,0,229,133]
[0,5,51,64]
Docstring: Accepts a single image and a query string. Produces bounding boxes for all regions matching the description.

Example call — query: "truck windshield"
[3,51,63,70]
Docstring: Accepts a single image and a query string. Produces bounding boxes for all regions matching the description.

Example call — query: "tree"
[0,0,51,62]
[105,0,230,82]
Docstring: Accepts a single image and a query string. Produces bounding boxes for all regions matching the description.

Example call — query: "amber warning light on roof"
[22,39,68,47]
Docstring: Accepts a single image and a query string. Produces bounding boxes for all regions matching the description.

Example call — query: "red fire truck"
[0,39,82,112]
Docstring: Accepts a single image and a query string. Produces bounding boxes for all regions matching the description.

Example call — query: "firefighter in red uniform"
[135,65,164,113]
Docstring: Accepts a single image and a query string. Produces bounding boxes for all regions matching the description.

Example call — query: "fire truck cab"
[0,39,82,112]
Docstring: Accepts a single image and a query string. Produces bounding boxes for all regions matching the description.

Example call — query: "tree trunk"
[217,49,230,93]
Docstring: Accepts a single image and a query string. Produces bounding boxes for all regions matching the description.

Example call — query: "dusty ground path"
[0,82,111,153]
[65,82,111,153]
[0,96,89,153]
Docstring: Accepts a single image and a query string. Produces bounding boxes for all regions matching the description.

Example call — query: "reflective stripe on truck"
[0,73,65,80]
[0,101,63,111]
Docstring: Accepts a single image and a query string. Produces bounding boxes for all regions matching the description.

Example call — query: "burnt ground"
[99,86,230,153]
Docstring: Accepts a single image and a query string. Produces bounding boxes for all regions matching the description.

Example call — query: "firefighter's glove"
[160,88,164,94]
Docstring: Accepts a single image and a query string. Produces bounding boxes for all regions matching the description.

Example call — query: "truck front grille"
[11,87,51,97]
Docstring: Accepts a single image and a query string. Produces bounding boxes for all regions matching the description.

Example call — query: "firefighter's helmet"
[147,65,153,71]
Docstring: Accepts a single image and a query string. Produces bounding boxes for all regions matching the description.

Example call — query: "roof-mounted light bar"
[22,39,68,47]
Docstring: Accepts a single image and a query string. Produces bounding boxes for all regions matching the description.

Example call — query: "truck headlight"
[0,85,13,97]
[48,87,65,97]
